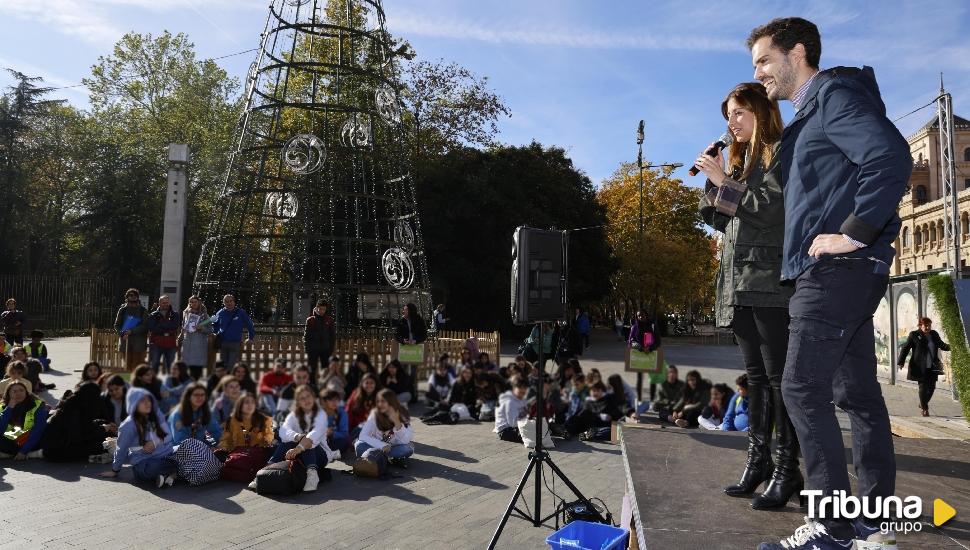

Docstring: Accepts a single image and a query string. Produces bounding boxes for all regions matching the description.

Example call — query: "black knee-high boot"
[752,386,804,509]
[724,384,774,496]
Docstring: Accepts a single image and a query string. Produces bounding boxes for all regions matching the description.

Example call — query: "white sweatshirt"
[356,410,413,449]
[494,390,528,433]
[280,408,336,460]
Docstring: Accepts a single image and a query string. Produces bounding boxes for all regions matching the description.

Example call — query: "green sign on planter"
[396,342,426,364]
[625,347,663,373]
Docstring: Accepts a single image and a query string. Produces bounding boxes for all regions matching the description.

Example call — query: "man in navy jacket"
[748,17,909,550]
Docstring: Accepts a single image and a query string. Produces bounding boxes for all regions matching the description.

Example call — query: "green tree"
[0,70,63,272]
[80,31,241,288]
[402,59,510,166]
[597,162,717,322]
[418,142,614,331]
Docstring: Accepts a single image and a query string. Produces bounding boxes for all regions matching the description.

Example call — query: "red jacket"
[258,371,293,395]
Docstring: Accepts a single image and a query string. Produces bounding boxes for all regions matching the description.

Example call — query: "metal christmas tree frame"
[193,0,432,328]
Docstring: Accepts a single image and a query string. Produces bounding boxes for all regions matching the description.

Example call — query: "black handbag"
[255,458,307,495]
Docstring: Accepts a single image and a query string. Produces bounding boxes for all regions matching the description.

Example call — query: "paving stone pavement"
[5,336,625,550]
[7,329,965,549]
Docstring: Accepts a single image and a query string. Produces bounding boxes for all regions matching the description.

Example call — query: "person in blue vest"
[0,380,48,459]
[719,374,750,432]
[211,294,255,371]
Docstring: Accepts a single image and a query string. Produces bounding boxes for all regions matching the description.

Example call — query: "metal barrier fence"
[0,274,122,332]
[90,327,501,381]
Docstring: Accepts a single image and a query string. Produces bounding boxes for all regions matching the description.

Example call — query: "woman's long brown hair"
[229,393,267,433]
[721,82,783,181]
[375,388,410,432]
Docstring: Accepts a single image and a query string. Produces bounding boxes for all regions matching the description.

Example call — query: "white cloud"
[0,0,263,45]
[388,11,743,52]
[0,0,123,44]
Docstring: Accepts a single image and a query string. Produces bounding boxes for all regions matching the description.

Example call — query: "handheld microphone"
[688,132,734,177]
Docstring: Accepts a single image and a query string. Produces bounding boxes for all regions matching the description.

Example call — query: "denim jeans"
[149,346,177,375]
[781,257,895,501]
[270,441,327,469]
[354,440,413,459]
[132,456,177,482]
[328,434,350,452]
[220,341,241,370]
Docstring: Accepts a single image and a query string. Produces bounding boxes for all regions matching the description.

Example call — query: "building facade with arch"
[893,114,970,275]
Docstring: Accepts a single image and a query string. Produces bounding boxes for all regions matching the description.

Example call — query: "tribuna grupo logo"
[803,491,957,534]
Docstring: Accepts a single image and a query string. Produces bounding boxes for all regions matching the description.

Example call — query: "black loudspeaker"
[511,226,567,325]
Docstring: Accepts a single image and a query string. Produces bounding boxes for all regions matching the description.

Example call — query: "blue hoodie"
[211,307,255,343]
[168,406,223,445]
[720,393,750,432]
[112,387,174,472]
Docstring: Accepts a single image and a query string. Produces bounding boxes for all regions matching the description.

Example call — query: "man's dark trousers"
[782,257,895,502]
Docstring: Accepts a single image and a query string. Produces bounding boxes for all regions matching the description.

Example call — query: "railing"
[89,327,500,381]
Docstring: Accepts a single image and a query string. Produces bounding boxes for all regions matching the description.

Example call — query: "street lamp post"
[633,120,682,402]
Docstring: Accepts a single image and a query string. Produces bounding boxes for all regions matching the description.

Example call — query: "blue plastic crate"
[545,521,629,550]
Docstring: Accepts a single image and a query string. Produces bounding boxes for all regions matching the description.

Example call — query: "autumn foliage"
[597,162,718,318]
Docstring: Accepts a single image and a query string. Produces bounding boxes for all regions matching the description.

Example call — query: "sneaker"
[388,457,409,469]
[674,419,689,428]
[164,474,175,487]
[247,480,258,491]
[26,449,43,459]
[758,517,854,550]
[853,519,898,550]
[303,467,319,492]
[353,457,379,478]
[88,452,112,464]
[156,474,166,489]
[44,383,56,390]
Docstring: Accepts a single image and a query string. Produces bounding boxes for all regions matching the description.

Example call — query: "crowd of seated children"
[698,383,734,430]
[651,365,685,419]
[275,365,316,422]
[258,359,293,415]
[668,370,712,428]
[42,381,111,462]
[101,388,177,488]
[320,355,346,398]
[353,388,413,476]
[320,389,349,453]
[345,373,379,440]
[231,363,258,396]
[345,353,377,397]
[211,375,242,426]
[379,359,412,405]
[493,376,530,443]
[426,358,454,408]
[0,380,48,459]
[562,381,624,441]
[266,384,334,492]
[169,382,222,445]
[720,375,750,432]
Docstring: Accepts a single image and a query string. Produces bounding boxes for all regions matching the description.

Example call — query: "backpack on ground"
[172,438,222,486]
[255,458,308,495]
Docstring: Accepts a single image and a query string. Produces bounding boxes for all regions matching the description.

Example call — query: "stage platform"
[619,421,970,549]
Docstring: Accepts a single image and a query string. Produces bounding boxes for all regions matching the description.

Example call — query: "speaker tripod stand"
[487,322,600,549]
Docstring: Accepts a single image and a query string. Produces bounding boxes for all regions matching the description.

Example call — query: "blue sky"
[1,0,968,187]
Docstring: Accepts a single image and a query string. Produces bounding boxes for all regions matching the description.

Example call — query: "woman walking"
[897,317,950,417]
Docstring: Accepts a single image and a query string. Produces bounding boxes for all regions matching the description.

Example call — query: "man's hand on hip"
[808,234,859,259]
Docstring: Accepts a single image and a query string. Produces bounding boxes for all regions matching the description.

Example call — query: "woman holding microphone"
[696,82,799,510]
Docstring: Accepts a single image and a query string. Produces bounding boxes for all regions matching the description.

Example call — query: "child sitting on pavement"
[493,376,529,443]
[563,381,624,441]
